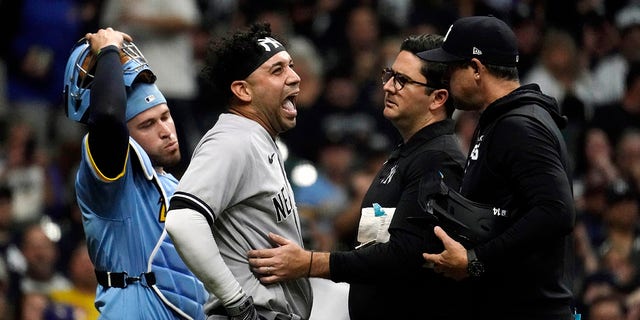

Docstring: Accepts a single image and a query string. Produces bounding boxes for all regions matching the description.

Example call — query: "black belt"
[208,306,284,320]
[207,305,229,316]
[95,270,156,288]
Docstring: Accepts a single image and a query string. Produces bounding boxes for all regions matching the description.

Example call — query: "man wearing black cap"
[418,16,577,319]
[165,23,311,320]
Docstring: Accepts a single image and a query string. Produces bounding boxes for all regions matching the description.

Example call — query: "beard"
[150,151,181,169]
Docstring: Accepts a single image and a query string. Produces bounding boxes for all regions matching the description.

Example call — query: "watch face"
[469,260,485,277]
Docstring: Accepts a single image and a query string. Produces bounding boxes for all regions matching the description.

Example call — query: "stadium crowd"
[0,0,640,319]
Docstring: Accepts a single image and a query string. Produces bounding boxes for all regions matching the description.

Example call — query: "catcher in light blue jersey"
[165,23,312,320]
[62,28,207,319]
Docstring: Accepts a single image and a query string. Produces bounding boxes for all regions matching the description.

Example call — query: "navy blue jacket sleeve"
[476,115,575,267]
[86,46,130,178]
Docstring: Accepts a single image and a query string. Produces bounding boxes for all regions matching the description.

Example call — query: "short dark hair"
[400,34,455,117]
[201,22,286,108]
[485,64,519,81]
[448,60,519,83]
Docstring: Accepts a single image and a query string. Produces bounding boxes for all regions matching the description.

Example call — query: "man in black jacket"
[246,34,467,319]
[418,15,576,319]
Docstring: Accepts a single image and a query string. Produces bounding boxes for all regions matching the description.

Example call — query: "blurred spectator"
[627,287,640,320]
[313,5,399,144]
[0,185,14,259]
[289,160,347,251]
[615,129,640,193]
[9,223,71,312]
[100,0,203,177]
[438,0,510,22]
[509,0,545,78]
[379,36,404,69]
[591,4,640,107]
[580,10,619,70]
[406,1,456,36]
[278,35,349,251]
[287,36,326,111]
[54,198,84,275]
[597,179,640,293]
[573,129,614,269]
[292,0,351,62]
[0,0,95,150]
[588,293,628,320]
[342,5,382,85]
[0,184,13,318]
[331,146,386,250]
[453,110,479,155]
[522,28,594,166]
[589,61,640,149]
[19,291,75,320]
[522,27,594,118]
[574,218,601,291]
[0,1,637,316]
[575,128,620,202]
[248,2,294,38]
[315,4,391,141]
[321,4,381,86]
[0,236,9,320]
[42,138,82,224]
[50,241,98,320]
[302,70,388,162]
[0,122,46,229]
[277,30,327,162]
[576,178,610,251]
[576,271,622,317]
[543,0,601,44]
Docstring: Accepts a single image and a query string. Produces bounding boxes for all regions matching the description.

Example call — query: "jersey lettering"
[272,187,293,222]
[444,24,453,42]
[380,164,398,184]
[258,37,283,52]
[470,134,484,161]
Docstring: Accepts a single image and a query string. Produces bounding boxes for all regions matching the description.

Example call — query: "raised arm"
[84,28,131,178]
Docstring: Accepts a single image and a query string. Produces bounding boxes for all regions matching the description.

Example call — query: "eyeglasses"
[381,68,433,91]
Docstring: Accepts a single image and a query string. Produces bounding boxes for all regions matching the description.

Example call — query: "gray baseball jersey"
[171,113,312,319]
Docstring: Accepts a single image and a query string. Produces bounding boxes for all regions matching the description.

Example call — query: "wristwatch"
[467,249,485,277]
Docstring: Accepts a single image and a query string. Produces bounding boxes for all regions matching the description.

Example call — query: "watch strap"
[466,249,485,277]
[467,248,478,262]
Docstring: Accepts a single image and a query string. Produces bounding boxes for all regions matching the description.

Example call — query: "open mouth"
[282,95,298,117]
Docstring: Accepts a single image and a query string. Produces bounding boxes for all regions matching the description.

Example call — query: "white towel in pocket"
[356,205,396,246]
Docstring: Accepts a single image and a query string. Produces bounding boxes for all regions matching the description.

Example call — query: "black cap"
[417,15,519,67]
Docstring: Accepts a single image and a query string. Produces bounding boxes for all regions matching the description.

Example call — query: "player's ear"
[470,58,483,74]
[230,80,252,103]
[429,88,448,112]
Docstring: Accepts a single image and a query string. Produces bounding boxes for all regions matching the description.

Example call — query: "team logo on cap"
[258,37,283,52]
[444,24,453,41]
[472,47,482,56]
[145,95,156,103]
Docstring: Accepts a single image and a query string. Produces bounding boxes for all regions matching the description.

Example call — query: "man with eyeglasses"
[246,34,467,319]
